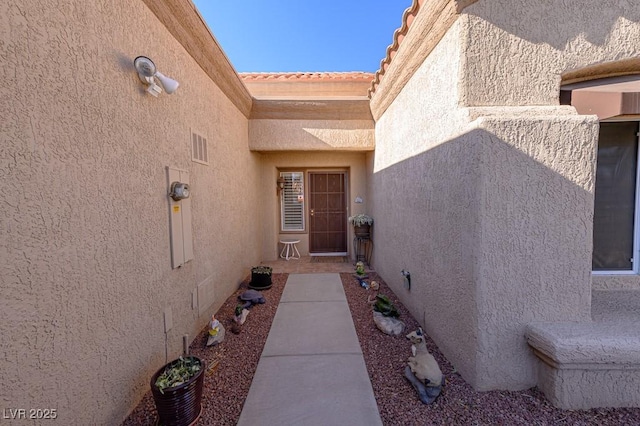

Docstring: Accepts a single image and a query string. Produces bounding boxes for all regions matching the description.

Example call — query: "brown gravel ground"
[122,274,288,426]
[123,272,640,426]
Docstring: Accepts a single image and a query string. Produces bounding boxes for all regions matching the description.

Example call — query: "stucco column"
[468,107,597,389]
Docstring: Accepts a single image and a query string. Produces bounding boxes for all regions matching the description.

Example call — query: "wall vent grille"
[191,131,209,165]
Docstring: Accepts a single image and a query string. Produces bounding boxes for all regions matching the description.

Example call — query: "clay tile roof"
[368,0,423,98]
[240,72,375,82]
[240,0,424,97]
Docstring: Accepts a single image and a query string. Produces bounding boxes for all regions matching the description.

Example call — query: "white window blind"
[281,172,304,231]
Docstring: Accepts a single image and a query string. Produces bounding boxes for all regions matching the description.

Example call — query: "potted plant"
[348,214,373,238]
[150,356,205,426]
[249,265,273,290]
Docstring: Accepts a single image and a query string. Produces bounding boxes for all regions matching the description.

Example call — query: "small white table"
[279,239,301,260]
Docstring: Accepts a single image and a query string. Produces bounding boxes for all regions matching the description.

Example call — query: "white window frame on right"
[280,171,305,232]
[592,119,640,275]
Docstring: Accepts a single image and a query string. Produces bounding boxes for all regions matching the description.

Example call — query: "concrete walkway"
[237,273,382,426]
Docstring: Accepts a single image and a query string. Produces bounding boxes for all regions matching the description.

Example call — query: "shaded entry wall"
[366,0,640,390]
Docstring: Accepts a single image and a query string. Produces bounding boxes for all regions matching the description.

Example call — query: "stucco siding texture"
[371,22,481,384]
[460,0,640,107]
[593,275,640,291]
[249,119,374,151]
[538,363,640,410]
[454,0,639,388]
[472,114,596,389]
[372,13,601,390]
[1,1,260,424]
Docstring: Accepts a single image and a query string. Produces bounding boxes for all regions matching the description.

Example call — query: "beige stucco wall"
[371,20,482,384]
[592,275,640,291]
[460,0,640,107]
[244,80,372,98]
[460,1,639,387]
[249,119,374,151]
[259,152,369,261]
[1,1,261,424]
[371,0,638,390]
[469,112,596,389]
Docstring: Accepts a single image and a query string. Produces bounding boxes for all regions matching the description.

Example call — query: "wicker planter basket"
[354,224,371,238]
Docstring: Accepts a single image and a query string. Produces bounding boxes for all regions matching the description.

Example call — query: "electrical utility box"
[167,166,194,268]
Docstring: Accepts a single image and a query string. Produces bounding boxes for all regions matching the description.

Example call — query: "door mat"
[311,256,348,263]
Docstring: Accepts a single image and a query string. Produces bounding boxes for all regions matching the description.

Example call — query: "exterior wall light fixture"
[134,56,179,97]
[277,176,286,195]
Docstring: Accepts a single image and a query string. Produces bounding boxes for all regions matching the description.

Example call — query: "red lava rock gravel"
[122,274,288,426]
[341,272,640,426]
[123,272,640,425]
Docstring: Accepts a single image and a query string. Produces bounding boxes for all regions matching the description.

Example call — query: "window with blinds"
[280,172,305,231]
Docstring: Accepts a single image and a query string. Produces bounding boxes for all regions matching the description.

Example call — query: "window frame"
[279,171,305,233]
[592,119,640,275]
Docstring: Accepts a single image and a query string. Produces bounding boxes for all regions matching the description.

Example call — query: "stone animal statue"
[406,328,443,385]
[405,328,444,404]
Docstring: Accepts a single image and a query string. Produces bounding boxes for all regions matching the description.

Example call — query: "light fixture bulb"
[134,56,179,96]
[134,56,156,78]
[155,71,179,94]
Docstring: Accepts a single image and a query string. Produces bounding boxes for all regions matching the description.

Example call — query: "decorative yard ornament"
[405,328,444,404]
[206,315,225,346]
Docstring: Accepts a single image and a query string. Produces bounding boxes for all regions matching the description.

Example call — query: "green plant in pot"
[249,265,273,290]
[150,356,205,426]
[349,214,373,237]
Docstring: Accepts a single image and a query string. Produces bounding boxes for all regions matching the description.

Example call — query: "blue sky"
[192,0,412,73]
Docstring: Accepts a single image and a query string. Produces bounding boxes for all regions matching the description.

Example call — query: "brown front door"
[309,172,347,254]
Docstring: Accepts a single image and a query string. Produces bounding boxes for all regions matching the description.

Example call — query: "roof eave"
[368,0,478,121]
[141,0,253,118]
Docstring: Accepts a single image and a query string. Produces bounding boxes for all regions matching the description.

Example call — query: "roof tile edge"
[240,72,375,82]
[368,0,479,99]
[368,0,422,98]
